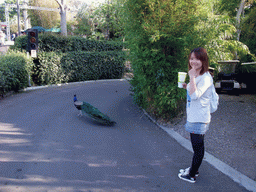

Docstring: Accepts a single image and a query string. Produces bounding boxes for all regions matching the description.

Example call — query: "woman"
[178,47,214,183]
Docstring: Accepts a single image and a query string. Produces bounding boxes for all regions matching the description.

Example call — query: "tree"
[28,0,67,36]
[73,3,96,36]
[123,0,201,118]
[217,0,255,41]
[235,0,255,42]
[0,0,17,22]
[93,0,125,39]
[73,0,125,39]
[240,3,256,55]
[28,0,60,29]
[184,0,254,64]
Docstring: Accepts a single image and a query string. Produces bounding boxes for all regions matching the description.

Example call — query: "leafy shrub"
[39,34,73,52]
[32,52,69,85]
[241,6,256,56]
[9,34,126,88]
[10,35,27,52]
[10,33,124,53]
[32,51,126,85]
[61,51,126,82]
[0,51,33,95]
[67,36,124,52]
[123,0,200,118]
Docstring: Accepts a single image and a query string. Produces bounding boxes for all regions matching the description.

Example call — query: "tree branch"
[55,0,63,9]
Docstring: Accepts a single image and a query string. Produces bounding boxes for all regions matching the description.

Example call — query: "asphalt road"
[0,80,249,192]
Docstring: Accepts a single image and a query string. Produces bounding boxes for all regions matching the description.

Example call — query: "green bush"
[8,34,126,87]
[32,51,126,85]
[10,35,27,52]
[32,52,69,85]
[61,51,126,82]
[67,36,124,52]
[10,33,124,53]
[123,0,200,118]
[0,52,33,95]
[241,6,256,56]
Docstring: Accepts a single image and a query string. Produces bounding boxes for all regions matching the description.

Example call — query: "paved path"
[0,45,9,54]
[0,80,252,191]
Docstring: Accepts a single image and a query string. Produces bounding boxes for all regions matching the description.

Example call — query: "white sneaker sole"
[178,173,196,183]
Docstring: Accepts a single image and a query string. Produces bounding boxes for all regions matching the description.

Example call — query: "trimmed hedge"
[61,51,126,82]
[31,51,126,85]
[11,33,124,53]
[8,34,126,87]
[32,52,68,85]
[0,52,33,95]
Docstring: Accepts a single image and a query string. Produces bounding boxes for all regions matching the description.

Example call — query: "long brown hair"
[188,47,209,75]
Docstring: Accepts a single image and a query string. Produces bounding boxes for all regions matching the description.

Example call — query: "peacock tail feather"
[81,102,115,125]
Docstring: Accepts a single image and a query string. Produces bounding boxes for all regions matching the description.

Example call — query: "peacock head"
[74,95,77,102]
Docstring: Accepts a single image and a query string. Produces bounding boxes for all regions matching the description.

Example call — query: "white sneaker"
[179,167,199,177]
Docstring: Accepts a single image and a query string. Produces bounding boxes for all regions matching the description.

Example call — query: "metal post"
[27,52,31,87]
[5,3,11,41]
[17,0,21,36]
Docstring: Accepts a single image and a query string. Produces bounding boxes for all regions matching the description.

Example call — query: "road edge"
[142,109,256,192]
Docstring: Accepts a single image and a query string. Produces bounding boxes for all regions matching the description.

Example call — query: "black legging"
[189,133,205,177]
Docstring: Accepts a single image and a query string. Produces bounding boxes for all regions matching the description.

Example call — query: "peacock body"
[74,95,116,125]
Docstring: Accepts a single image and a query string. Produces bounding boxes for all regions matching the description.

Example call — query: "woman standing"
[178,47,214,183]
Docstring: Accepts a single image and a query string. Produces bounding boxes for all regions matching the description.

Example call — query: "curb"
[143,109,256,192]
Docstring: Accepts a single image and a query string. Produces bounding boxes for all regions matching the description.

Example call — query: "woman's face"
[189,52,202,71]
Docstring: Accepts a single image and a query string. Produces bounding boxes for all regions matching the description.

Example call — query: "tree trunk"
[236,0,246,41]
[235,0,246,59]
[60,6,67,36]
[55,0,67,36]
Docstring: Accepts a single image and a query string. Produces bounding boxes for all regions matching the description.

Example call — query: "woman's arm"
[190,74,212,100]
[188,68,197,95]
[189,76,196,95]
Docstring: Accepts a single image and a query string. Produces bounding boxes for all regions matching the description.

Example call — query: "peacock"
[74,95,116,125]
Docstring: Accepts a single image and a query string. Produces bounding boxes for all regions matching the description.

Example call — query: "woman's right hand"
[188,68,197,78]
[182,83,187,89]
